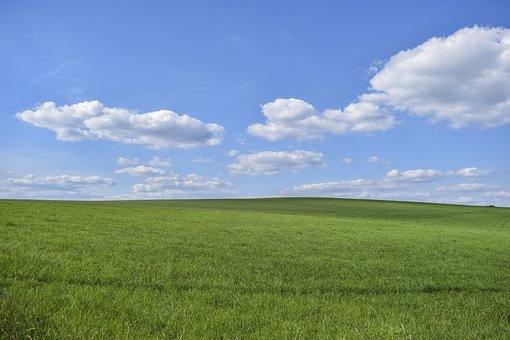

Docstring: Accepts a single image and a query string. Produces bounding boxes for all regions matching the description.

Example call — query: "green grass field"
[1,198,509,338]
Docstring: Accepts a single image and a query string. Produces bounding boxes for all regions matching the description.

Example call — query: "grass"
[0,197,509,338]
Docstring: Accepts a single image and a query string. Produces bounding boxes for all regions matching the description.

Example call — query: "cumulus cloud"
[17,100,224,149]
[455,196,476,204]
[356,26,510,128]
[131,173,231,197]
[484,190,510,198]
[148,156,171,167]
[247,98,395,141]
[341,157,352,165]
[115,166,166,176]
[449,167,490,177]
[227,150,324,175]
[386,169,442,182]
[1,174,115,197]
[282,167,444,196]
[280,165,509,206]
[436,182,491,192]
[367,156,389,164]
[117,157,139,166]
[282,186,435,203]
[248,27,510,141]
[282,178,397,196]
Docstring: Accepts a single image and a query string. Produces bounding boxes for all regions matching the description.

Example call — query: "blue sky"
[1,0,509,205]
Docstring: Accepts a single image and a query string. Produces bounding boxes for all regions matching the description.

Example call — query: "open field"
[1,198,509,338]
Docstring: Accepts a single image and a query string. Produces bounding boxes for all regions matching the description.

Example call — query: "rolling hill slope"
[1,198,509,338]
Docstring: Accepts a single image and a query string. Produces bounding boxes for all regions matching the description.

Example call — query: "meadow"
[1,198,509,338]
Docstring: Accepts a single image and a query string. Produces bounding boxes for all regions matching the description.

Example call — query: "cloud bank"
[282,166,488,196]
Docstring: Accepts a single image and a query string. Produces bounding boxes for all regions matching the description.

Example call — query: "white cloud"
[450,167,490,177]
[367,155,389,164]
[1,174,115,195]
[386,168,442,182]
[227,150,324,175]
[279,165,509,206]
[279,164,510,206]
[484,190,510,198]
[341,157,352,165]
[131,173,231,197]
[17,100,224,149]
[456,196,475,204]
[323,101,396,133]
[227,149,239,157]
[247,98,395,141]
[148,156,171,167]
[249,27,510,141]
[283,168,444,196]
[356,26,510,128]
[260,98,315,121]
[117,157,139,166]
[193,157,212,163]
[436,182,491,192]
[0,187,103,199]
[282,178,397,196]
[115,165,166,176]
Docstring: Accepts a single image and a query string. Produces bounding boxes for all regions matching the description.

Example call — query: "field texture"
[1,198,509,338]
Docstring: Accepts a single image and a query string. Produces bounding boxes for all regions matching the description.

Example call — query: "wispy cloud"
[30,57,85,83]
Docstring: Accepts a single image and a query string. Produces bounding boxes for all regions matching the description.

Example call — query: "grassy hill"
[1,198,509,338]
